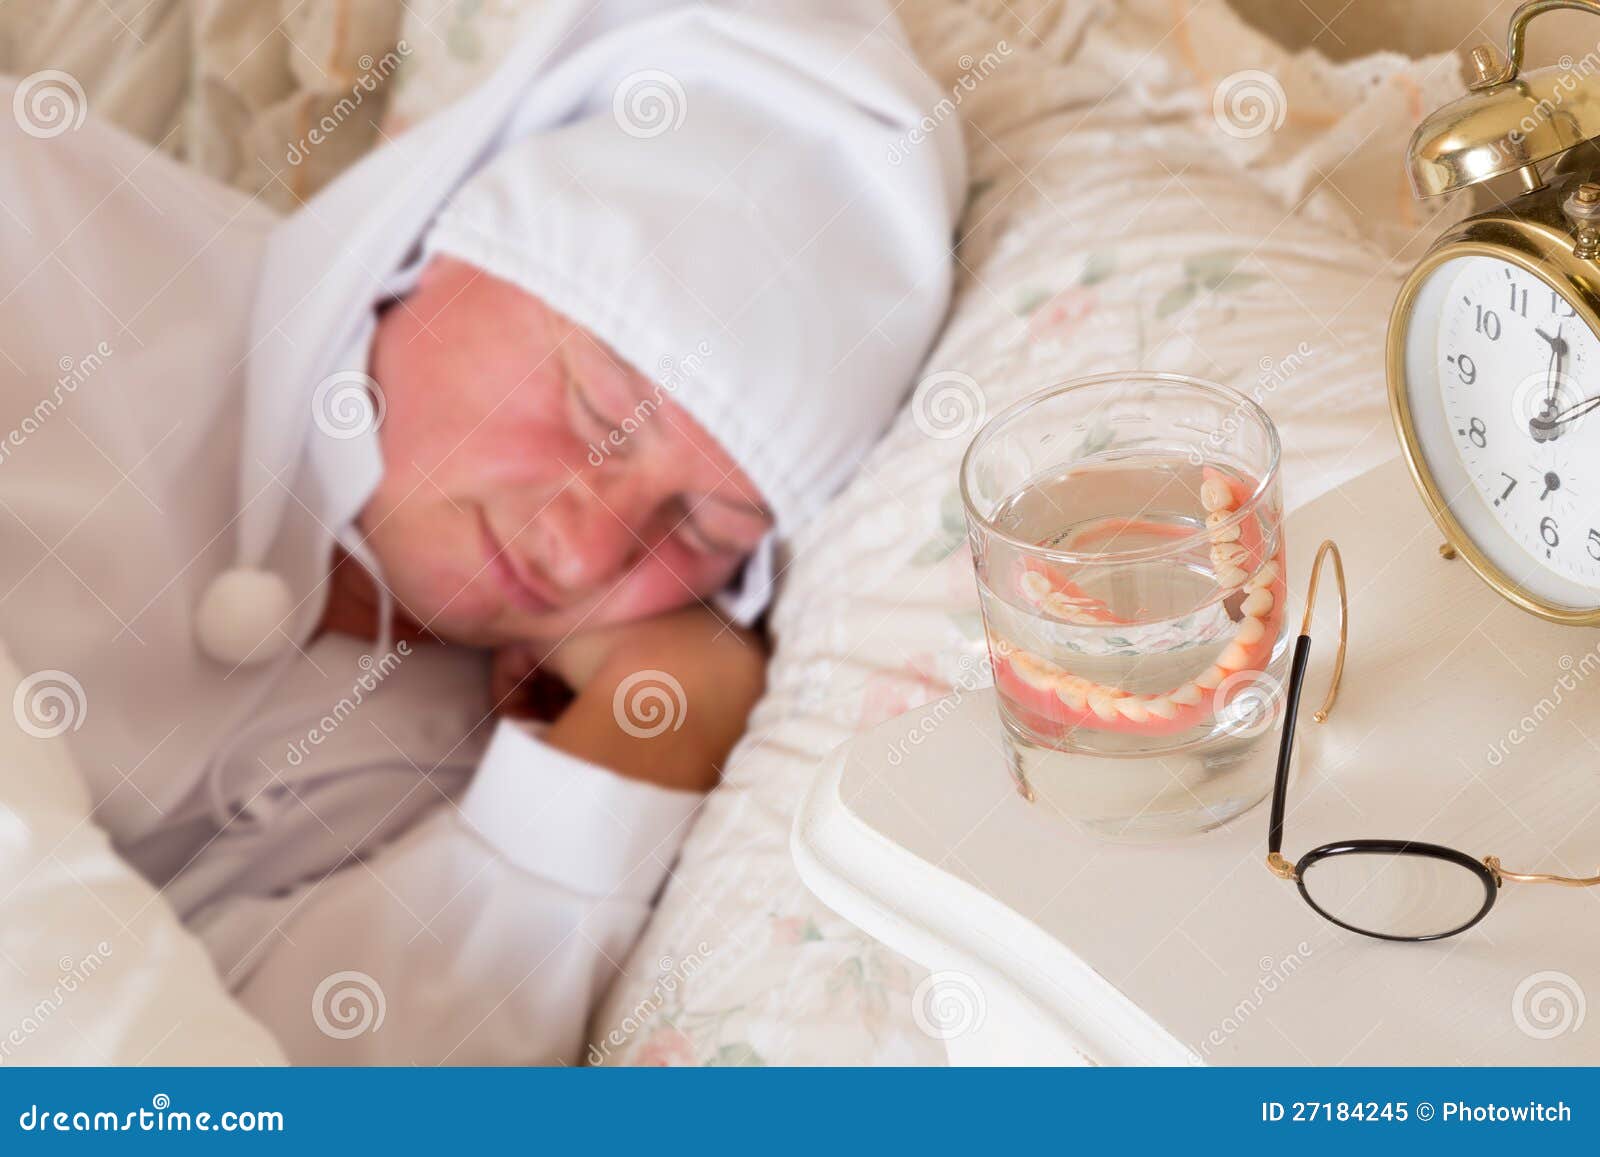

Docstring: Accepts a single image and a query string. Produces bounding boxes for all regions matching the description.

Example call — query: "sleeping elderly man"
[0,3,963,1063]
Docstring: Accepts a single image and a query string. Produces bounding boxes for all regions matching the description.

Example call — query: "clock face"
[1401,253,1600,612]
[1436,257,1600,586]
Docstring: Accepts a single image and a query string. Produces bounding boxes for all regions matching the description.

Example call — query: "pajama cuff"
[457,719,705,901]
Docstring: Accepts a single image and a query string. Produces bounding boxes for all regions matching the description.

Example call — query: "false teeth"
[1012,650,1063,690]
[1171,682,1204,706]
[1144,696,1179,720]
[1055,680,1088,712]
[1211,542,1250,569]
[1201,476,1233,512]
[1216,564,1248,589]
[1000,470,1285,737]
[1088,690,1121,721]
[1115,697,1150,723]
[1219,641,1253,670]
[1241,587,1274,618]
[1021,571,1052,601]
[1206,512,1241,542]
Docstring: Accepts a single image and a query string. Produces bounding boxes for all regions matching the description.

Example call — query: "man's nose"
[531,483,643,595]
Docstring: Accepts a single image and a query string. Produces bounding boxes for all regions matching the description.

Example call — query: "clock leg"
[1439,542,1458,560]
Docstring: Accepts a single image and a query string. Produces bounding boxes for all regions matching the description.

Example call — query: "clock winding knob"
[1563,182,1600,260]
[1467,44,1504,90]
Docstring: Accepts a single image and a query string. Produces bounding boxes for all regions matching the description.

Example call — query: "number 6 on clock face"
[1393,249,1600,620]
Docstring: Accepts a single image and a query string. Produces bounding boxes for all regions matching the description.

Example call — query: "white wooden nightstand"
[794,460,1600,1065]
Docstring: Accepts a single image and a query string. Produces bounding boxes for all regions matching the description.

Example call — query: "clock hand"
[1531,391,1600,436]
[1531,353,1563,442]
[1542,325,1566,412]
[1529,326,1572,442]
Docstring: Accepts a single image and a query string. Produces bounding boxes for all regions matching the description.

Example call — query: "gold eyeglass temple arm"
[1482,856,1600,887]
[1299,539,1349,725]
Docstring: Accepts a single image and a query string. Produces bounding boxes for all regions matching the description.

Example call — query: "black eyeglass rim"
[1294,839,1500,943]
[1268,630,1501,943]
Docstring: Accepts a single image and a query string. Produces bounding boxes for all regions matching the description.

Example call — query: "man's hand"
[498,607,767,794]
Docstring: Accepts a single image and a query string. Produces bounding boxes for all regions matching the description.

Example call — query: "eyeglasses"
[1265,539,1600,942]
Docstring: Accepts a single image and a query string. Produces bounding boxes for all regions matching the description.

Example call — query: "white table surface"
[794,458,1600,1065]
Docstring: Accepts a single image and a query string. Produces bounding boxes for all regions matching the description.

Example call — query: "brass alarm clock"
[1389,0,1600,625]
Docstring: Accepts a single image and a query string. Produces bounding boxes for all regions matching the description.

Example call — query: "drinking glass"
[960,372,1287,839]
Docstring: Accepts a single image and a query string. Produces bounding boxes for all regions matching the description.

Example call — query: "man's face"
[359,257,771,647]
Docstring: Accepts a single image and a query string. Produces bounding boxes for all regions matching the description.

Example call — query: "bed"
[0,0,1488,1064]
[590,0,1471,1065]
